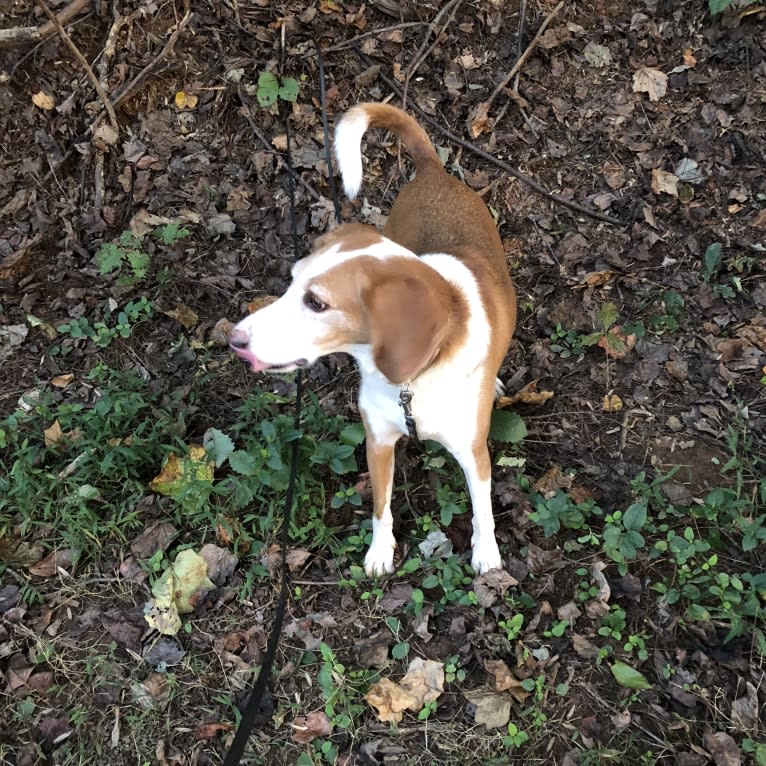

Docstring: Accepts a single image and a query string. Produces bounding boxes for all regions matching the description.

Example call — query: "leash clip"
[398,385,419,442]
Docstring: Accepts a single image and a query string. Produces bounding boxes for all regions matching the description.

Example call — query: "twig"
[310,22,428,55]
[485,0,564,111]
[35,0,120,133]
[354,48,625,227]
[402,0,463,111]
[111,8,193,107]
[0,0,88,48]
[237,87,321,203]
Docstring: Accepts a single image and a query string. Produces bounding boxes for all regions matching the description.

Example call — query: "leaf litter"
[0,1,765,764]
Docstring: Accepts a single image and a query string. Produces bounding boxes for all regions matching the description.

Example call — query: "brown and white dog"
[229,103,516,576]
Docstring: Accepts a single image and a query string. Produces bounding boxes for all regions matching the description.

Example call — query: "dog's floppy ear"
[366,274,449,385]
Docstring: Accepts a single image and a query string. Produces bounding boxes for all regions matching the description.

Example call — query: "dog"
[229,103,516,576]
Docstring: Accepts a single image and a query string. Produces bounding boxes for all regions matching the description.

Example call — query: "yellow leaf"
[651,169,678,197]
[496,380,554,408]
[174,90,198,110]
[150,446,214,499]
[603,394,623,412]
[32,90,55,110]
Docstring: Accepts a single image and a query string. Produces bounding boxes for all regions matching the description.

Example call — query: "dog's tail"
[334,103,442,200]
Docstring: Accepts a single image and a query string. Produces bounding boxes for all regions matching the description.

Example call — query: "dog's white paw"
[495,377,507,397]
[471,537,503,574]
[364,536,396,577]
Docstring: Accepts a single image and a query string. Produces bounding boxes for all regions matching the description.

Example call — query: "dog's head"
[229,223,453,384]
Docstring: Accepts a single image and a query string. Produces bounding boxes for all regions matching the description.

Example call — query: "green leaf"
[610,661,651,690]
[598,302,619,331]
[228,449,258,476]
[339,422,366,446]
[278,77,299,102]
[204,428,235,467]
[392,641,410,660]
[708,0,731,13]
[127,249,150,279]
[703,242,722,281]
[622,500,647,531]
[257,71,279,107]
[95,243,125,274]
[490,410,527,443]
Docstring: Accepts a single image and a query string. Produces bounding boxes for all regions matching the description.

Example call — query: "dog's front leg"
[363,432,399,576]
[457,442,503,574]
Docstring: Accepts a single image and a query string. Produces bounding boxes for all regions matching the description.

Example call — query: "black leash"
[223,43,342,766]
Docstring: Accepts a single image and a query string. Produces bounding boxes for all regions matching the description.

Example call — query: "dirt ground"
[1,1,765,764]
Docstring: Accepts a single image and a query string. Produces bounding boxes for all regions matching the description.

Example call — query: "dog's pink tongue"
[232,346,271,373]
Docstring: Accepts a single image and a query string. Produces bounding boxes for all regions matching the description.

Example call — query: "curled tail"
[334,103,442,200]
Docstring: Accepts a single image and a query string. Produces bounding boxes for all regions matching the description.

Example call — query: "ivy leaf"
[610,661,651,690]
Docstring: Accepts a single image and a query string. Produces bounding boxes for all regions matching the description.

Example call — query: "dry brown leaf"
[364,658,444,723]
[51,373,75,389]
[703,730,742,766]
[163,304,199,329]
[464,687,512,729]
[365,677,419,723]
[195,722,234,740]
[29,549,78,577]
[272,134,287,151]
[632,67,668,102]
[682,48,697,67]
[651,168,679,197]
[596,326,636,359]
[496,380,554,408]
[532,465,572,496]
[467,101,491,139]
[292,711,333,744]
[572,633,600,658]
[580,270,616,288]
[44,420,63,447]
[32,90,55,110]
[484,659,529,702]
[473,569,519,608]
[750,209,766,229]
[247,295,279,314]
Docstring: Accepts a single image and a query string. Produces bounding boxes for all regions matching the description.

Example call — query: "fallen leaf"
[199,543,238,585]
[364,658,444,723]
[651,168,679,197]
[130,522,179,559]
[149,446,214,499]
[484,659,529,702]
[195,722,235,740]
[44,420,63,447]
[32,90,55,110]
[473,569,519,608]
[632,67,668,102]
[496,380,554,407]
[597,326,636,359]
[163,304,199,329]
[365,677,419,723]
[247,295,278,314]
[610,660,651,690]
[47,373,73,389]
[703,730,742,766]
[131,673,170,708]
[572,633,600,658]
[467,101,491,139]
[28,549,78,577]
[682,48,697,67]
[175,90,199,110]
[602,394,623,412]
[583,41,611,67]
[292,711,333,744]
[532,465,572,496]
[464,687,512,729]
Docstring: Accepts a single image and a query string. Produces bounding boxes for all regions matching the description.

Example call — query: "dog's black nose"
[229,328,249,350]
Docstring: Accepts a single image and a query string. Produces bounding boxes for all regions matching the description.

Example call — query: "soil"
[0,1,764,765]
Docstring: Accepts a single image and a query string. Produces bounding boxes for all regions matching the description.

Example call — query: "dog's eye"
[303,292,328,312]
